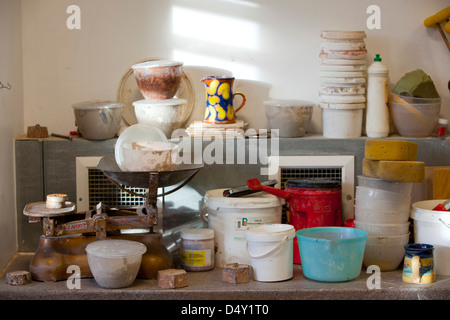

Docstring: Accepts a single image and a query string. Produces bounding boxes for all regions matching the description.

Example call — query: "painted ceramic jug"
[201,76,246,124]
[402,243,435,284]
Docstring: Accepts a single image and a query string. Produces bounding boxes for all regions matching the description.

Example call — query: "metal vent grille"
[279,167,342,189]
[88,169,145,209]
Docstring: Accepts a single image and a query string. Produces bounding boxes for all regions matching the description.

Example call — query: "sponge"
[365,140,417,161]
[363,158,425,182]
[424,7,450,28]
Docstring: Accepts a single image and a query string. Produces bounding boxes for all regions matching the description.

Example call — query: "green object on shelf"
[393,69,440,98]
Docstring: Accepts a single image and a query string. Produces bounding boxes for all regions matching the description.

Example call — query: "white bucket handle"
[246,236,288,260]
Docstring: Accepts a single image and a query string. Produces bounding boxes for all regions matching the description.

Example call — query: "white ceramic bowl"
[133,98,188,138]
[121,141,177,172]
[72,101,123,140]
[263,99,314,138]
[363,233,410,271]
[86,239,147,288]
[114,124,167,171]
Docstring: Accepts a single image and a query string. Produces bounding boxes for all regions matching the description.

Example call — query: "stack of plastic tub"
[354,175,413,271]
[319,30,367,138]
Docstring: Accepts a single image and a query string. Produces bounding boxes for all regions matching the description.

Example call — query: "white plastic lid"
[205,188,284,210]
[321,30,366,39]
[85,239,147,258]
[181,228,214,240]
[132,98,187,106]
[131,60,183,69]
[72,101,124,110]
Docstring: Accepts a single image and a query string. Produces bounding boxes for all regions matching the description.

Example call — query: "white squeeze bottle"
[365,54,389,138]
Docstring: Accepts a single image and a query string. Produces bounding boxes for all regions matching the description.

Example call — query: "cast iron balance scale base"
[23,155,202,281]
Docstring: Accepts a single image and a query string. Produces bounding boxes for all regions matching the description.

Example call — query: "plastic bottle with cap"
[436,118,448,139]
[366,54,389,138]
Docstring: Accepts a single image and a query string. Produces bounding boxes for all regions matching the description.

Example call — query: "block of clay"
[157,269,188,289]
[365,140,417,161]
[222,263,251,284]
[362,158,425,182]
[6,271,32,286]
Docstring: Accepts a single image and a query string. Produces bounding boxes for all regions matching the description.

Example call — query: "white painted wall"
[21,0,450,135]
[0,0,24,268]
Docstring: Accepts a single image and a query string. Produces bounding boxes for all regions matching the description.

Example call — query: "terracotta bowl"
[131,60,183,100]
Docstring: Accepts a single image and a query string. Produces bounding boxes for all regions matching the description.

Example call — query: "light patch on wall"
[171,6,259,51]
[172,49,258,80]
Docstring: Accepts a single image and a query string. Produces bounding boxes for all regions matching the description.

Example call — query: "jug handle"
[233,92,246,114]
[246,236,288,260]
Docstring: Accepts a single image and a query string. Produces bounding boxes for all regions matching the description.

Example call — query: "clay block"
[222,263,251,284]
[157,269,188,289]
[6,271,32,286]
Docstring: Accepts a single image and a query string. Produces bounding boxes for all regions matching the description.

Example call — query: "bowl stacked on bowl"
[354,176,412,271]
[354,139,427,271]
[318,30,367,138]
[131,60,187,138]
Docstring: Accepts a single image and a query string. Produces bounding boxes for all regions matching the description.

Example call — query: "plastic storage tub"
[357,176,413,196]
[411,200,450,275]
[354,196,411,212]
[354,206,410,224]
[296,227,367,282]
[86,239,147,288]
[363,233,409,271]
[354,220,410,236]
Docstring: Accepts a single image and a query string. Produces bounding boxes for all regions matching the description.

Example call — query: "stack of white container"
[318,30,367,138]
[354,176,412,271]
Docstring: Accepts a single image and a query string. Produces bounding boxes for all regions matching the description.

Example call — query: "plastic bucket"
[320,103,365,138]
[202,189,283,267]
[411,200,450,275]
[354,220,410,236]
[296,227,367,282]
[285,179,342,264]
[245,224,295,282]
[357,176,413,196]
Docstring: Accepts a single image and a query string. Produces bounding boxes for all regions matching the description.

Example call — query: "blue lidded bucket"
[296,227,368,282]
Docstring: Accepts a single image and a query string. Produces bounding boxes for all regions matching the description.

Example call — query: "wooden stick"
[436,23,450,52]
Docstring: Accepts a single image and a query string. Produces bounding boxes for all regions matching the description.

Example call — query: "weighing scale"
[24,155,202,281]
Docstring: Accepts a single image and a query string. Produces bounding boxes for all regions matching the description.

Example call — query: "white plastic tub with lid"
[85,239,147,288]
[202,189,284,266]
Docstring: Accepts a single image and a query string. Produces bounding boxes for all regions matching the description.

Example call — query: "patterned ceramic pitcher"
[201,76,246,124]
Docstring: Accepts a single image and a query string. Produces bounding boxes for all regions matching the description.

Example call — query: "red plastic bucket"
[285,179,342,264]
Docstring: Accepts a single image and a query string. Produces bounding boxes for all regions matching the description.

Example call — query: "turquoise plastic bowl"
[296,227,368,282]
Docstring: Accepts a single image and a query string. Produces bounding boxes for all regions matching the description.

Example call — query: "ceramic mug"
[402,243,435,284]
[201,76,246,124]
